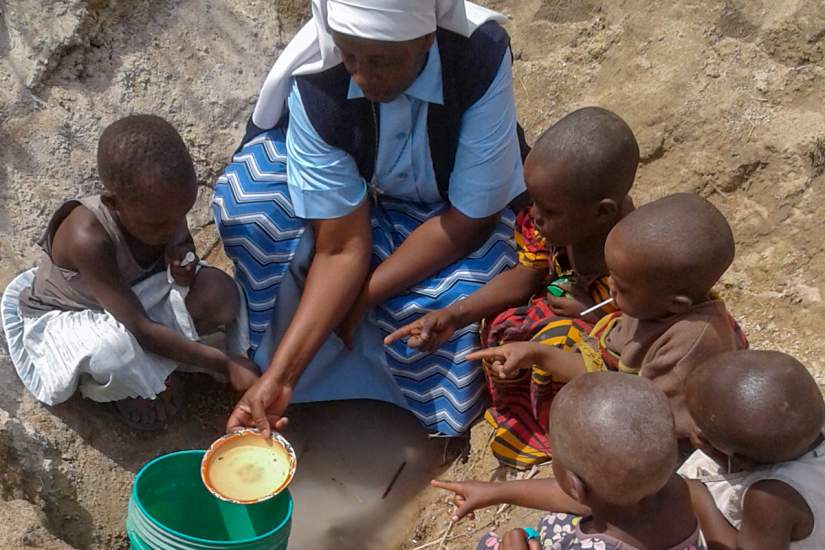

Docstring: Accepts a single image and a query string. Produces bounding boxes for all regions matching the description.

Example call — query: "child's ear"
[689,426,710,451]
[620,195,635,217]
[668,294,693,315]
[596,198,619,220]
[564,470,588,504]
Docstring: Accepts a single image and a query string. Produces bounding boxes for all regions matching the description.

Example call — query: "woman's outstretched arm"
[227,202,372,435]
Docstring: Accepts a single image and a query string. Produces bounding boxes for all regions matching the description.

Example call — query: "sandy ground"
[1,0,824,548]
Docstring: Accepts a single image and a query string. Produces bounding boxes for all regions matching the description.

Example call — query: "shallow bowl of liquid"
[201,428,297,505]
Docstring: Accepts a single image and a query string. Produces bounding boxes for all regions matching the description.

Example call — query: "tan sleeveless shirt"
[679,437,825,549]
[19,196,162,315]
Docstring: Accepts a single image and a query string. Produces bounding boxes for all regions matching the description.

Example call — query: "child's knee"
[186,267,240,330]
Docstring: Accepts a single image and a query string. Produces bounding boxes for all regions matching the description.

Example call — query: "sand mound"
[1,0,823,547]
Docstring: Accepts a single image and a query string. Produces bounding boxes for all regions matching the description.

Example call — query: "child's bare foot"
[113,375,184,431]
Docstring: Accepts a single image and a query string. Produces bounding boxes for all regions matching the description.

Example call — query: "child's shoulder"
[50,199,117,271]
[666,299,741,355]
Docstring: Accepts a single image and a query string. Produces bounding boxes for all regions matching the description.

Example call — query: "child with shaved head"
[387,107,638,468]
[434,372,704,549]
[2,115,259,430]
[679,350,825,549]
[469,193,748,443]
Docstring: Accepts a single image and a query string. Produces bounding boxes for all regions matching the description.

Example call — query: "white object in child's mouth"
[180,251,196,267]
[580,297,614,318]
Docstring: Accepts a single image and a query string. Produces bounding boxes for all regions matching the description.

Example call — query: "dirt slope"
[1,0,823,548]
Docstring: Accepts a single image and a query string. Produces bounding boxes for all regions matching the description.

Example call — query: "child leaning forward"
[387,107,638,469]
[470,193,749,445]
[436,372,705,550]
[680,350,825,549]
[2,115,259,430]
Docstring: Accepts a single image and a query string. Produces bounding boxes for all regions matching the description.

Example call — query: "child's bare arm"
[431,478,589,521]
[467,342,586,381]
[57,212,249,382]
[385,264,544,350]
[739,480,811,550]
[685,479,737,550]
[446,264,546,327]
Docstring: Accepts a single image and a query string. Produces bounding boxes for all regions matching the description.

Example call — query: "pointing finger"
[431,479,464,494]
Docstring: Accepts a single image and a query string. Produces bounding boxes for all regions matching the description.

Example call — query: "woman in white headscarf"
[215,0,527,437]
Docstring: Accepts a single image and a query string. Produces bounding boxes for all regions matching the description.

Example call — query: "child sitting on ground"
[469,193,748,444]
[386,107,638,468]
[1,114,259,430]
[679,350,825,549]
[434,372,704,550]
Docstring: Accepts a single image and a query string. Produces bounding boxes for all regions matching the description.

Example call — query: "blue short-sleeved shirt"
[286,39,525,220]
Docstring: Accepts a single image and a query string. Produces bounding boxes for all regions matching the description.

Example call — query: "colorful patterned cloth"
[480,209,615,469]
[212,128,519,435]
[477,513,706,550]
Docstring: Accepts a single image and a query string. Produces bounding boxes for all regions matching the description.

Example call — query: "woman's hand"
[227,204,372,437]
[384,308,460,352]
[431,479,503,521]
[226,377,293,438]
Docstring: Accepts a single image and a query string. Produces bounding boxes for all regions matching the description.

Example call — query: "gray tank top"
[19,195,162,315]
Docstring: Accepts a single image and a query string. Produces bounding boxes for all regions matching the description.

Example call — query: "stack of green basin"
[127,450,292,550]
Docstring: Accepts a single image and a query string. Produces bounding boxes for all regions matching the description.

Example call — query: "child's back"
[465,371,703,549]
[19,195,162,315]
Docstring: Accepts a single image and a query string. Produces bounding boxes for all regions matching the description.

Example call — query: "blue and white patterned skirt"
[212,128,517,435]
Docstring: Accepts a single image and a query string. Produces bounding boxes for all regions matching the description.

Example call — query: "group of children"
[2,107,823,549]
[386,108,823,549]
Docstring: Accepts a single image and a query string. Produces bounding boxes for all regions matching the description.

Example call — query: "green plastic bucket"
[127,450,292,550]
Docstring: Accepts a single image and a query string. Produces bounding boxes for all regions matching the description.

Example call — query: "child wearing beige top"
[2,115,258,430]
[680,350,825,549]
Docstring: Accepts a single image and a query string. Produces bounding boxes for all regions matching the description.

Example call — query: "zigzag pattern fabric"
[212,129,303,355]
[212,128,518,435]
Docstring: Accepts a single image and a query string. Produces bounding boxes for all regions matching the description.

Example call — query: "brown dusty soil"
[1,0,824,548]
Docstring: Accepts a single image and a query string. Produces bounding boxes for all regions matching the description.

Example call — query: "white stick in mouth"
[180,251,197,267]
[580,297,614,318]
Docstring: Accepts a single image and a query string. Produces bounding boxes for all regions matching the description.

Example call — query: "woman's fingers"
[250,396,272,438]
[384,323,420,345]
[269,415,289,432]
[226,402,252,433]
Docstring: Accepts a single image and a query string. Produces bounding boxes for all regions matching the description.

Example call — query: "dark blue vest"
[243,21,529,202]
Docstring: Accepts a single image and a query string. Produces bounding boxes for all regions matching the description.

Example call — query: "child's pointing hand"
[431,479,501,521]
[466,342,541,379]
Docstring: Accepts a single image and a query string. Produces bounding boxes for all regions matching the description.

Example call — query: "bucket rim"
[132,450,293,546]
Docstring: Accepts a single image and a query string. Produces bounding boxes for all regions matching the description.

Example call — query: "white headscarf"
[252,0,506,129]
